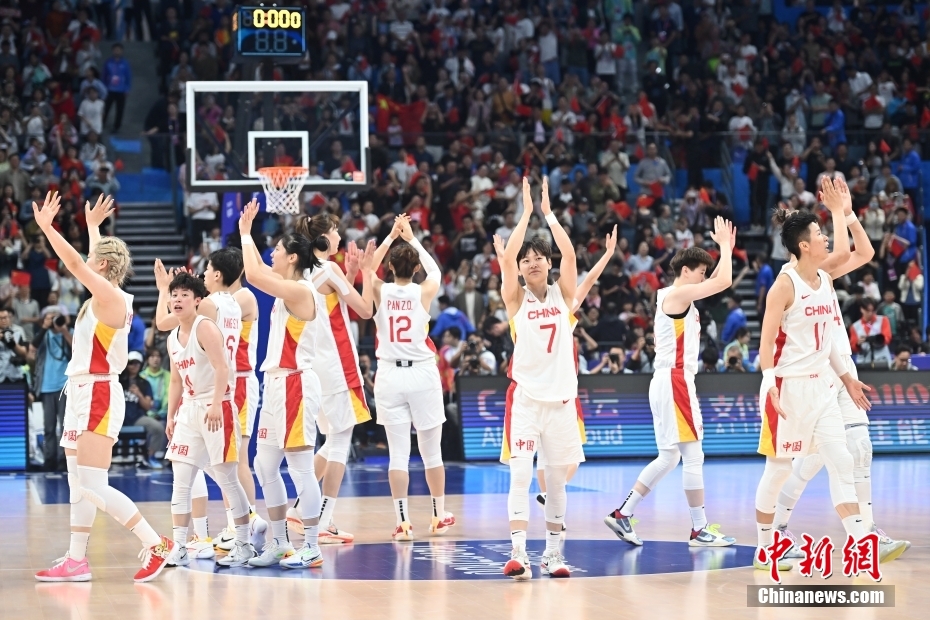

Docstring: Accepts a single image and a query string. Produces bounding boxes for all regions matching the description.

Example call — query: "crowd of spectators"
[149,0,930,386]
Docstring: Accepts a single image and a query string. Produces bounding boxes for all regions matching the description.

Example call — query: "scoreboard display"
[234,5,307,58]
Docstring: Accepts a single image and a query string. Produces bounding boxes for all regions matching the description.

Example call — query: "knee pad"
[507,457,533,521]
[67,456,96,528]
[846,425,872,481]
[255,444,288,509]
[637,448,681,490]
[211,461,249,519]
[322,427,353,466]
[384,423,412,472]
[755,457,793,513]
[66,455,81,504]
[191,468,208,500]
[794,453,824,482]
[819,441,858,507]
[679,443,705,491]
[285,451,321,519]
[417,425,444,470]
[170,461,198,516]
[78,465,138,526]
[543,465,569,524]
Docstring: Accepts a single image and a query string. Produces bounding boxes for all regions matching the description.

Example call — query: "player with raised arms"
[753,179,907,573]
[369,214,455,541]
[283,215,375,544]
[33,192,177,583]
[163,272,255,567]
[605,216,738,548]
[237,198,326,569]
[769,178,911,557]
[497,177,581,580]
[153,249,267,558]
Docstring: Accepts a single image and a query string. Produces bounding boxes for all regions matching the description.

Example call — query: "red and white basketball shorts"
[501,383,585,467]
[317,386,371,436]
[373,362,445,431]
[649,368,704,449]
[60,375,124,449]
[256,369,322,449]
[758,373,846,459]
[167,398,240,468]
[234,372,260,437]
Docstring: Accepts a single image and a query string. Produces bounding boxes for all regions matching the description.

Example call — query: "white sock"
[172,525,188,547]
[130,519,161,547]
[192,516,209,539]
[250,504,258,515]
[69,532,90,561]
[393,498,408,526]
[545,530,561,553]
[319,496,337,527]
[618,489,643,517]
[856,480,873,527]
[432,496,445,519]
[842,515,867,540]
[234,523,248,544]
[226,508,235,530]
[305,524,319,548]
[270,519,287,542]
[540,492,547,500]
[511,529,526,551]
[689,506,707,532]
[757,521,774,548]
[773,493,796,529]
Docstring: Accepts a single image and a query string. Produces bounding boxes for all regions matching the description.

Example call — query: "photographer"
[849,299,892,366]
[0,308,27,382]
[32,308,72,470]
[624,334,656,373]
[452,332,498,376]
[721,343,747,373]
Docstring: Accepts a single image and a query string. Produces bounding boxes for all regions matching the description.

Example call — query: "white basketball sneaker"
[216,541,256,568]
[248,539,296,567]
[776,526,805,559]
[186,535,216,559]
[540,551,571,578]
[279,544,323,569]
[688,524,737,547]
[503,548,532,581]
[214,527,236,552]
[167,545,190,567]
[249,512,268,549]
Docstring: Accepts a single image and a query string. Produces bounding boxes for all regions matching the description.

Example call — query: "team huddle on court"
[31,175,909,584]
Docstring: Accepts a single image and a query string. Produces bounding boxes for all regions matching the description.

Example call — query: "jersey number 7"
[540,323,556,353]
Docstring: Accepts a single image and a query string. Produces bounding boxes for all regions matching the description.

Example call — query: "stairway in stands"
[115,202,187,323]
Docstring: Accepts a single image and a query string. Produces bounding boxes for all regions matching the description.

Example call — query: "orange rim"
[257,166,308,190]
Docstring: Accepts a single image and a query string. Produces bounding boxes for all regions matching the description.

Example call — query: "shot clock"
[233,5,307,59]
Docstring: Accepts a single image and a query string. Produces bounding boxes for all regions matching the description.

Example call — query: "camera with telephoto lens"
[1,329,14,346]
[859,334,886,354]
[54,315,67,328]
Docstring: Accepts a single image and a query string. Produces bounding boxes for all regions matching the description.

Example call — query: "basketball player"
[237,199,326,569]
[163,272,255,567]
[497,177,580,579]
[604,217,737,547]
[154,250,267,556]
[770,179,911,556]
[753,189,907,573]
[369,214,455,541]
[282,215,376,544]
[33,192,177,583]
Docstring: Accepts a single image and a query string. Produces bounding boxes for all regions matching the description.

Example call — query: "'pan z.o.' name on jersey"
[387,299,413,311]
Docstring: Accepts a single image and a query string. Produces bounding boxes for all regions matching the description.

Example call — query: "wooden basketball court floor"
[2,456,926,620]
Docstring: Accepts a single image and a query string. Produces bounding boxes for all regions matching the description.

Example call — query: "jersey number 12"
[389,316,411,343]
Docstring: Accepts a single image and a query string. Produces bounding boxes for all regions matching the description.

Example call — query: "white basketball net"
[257,167,308,215]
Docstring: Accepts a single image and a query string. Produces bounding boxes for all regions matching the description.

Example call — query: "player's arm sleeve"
[828,340,850,381]
[409,237,441,282]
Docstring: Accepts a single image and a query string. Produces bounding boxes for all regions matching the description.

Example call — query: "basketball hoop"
[257,166,308,215]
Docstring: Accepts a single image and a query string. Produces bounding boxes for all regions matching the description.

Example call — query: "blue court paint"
[184,540,754,580]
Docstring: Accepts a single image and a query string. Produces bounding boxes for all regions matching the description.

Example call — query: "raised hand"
[835,177,853,214]
[359,239,376,272]
[239,198,259,236]
[492,234,506,257]
[345,240,360,273]
[396,214,414,242]
[520,177,533,220]
[85,194,115,228]
[33,191,61,232]
[709,216,729,247]
[540,176,551,216]
[154,258,172,292]
[821,177,843,213]
[605,224,618,255]
[728,220,737,249]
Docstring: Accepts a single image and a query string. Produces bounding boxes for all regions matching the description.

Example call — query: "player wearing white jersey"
[238,199,326,570]
[496,177,580,580]
[281,215,376,544]
[33,192,176,584]
[154,249,268,557]
[606,218,738,548]
[771,180,910,556]
[369,214,455,541]
[163,273,255,567]
[753,180,906,574]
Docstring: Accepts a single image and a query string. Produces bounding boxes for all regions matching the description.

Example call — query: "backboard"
[185,80,369,193]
